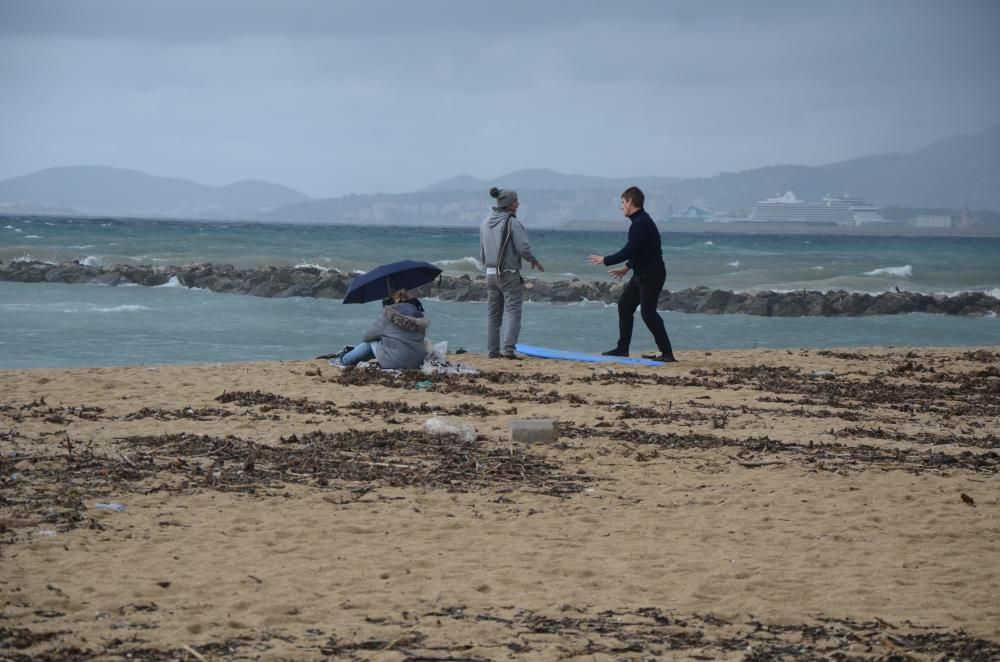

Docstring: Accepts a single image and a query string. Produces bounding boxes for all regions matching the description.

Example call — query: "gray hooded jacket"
[479,210,538,272]
[362,302,430,370]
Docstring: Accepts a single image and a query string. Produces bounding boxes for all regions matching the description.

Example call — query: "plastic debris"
[94,502,127,512]
[423,416,476,443]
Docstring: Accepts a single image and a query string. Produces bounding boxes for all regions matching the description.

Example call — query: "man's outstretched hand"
[588,254,605,265]
[608,266,629,280]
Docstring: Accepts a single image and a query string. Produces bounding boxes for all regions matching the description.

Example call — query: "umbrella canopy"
[342,259,442,304]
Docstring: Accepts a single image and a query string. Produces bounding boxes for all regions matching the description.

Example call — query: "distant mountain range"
[0,165,309,219]
[1,126,997,225]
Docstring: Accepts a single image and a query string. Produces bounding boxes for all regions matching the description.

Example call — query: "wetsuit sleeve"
[602,223,639,266]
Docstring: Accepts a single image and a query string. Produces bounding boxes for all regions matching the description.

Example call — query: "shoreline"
[2,346,999,657]
[4,211,1000,237]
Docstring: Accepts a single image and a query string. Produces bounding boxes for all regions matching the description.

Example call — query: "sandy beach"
[2,347,998,660]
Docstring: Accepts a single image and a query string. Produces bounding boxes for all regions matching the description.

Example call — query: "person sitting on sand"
[332,289,430,369]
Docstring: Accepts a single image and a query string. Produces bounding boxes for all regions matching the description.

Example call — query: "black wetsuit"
[602,209,674,357]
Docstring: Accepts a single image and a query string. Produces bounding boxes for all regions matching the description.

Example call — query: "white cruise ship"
[749,192,888,226]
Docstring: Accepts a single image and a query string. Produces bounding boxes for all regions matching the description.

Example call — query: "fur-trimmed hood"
[384,302,430,332]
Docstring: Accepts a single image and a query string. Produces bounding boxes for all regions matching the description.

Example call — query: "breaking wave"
[864,265,912,278]
[434,256,482,271]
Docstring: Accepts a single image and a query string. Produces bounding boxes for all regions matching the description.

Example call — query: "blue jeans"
[341,340,380,365]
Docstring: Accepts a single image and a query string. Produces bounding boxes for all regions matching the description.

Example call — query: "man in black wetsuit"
[588,186,677,362]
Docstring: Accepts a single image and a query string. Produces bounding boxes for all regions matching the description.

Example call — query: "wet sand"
[2,347,999,659]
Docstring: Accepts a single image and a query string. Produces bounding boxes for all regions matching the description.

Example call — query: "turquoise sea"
[1,215,998,368]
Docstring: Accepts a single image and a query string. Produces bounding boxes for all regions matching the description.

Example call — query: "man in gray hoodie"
[479,187,544,359]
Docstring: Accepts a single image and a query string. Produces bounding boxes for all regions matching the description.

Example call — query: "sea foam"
[93,305,151,313]
[434,256,482,270]
[11,254,55,264]
[864,265,913,278]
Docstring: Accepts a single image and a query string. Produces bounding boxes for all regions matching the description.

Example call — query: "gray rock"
[2,261,997,317]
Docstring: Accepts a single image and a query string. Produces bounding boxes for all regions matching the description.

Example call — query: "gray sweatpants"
[486,271,523,356]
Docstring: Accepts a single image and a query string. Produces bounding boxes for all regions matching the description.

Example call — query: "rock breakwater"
[2,260,998,317]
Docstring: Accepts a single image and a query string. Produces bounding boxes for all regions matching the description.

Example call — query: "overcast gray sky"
[1,0,998,197]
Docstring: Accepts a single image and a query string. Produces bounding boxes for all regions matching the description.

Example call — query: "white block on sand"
[510,418,558,443]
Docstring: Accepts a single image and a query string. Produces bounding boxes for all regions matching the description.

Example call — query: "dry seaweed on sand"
[215,389,506,417]
[119,429,593,496]
[1,429,594,539]
[8,606,998,660]
[298,608,1000,660]
[329,367,563,402]
[610,428,1000,474]
[0,436,146,538]
[831,425,1000,449]
[347,398,506,417]
[122,406,235,421]
[216,389,339,414]
[581,362,1000,416]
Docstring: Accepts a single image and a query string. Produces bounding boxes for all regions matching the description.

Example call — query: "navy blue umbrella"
[342,260,442,304]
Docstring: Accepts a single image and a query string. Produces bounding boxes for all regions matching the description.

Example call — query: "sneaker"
[501,353,522,360]
[642,353,678,363]
[602,348,629,357]
[328,357,347,369]
[317,345,354,360]
[488,351,502,359]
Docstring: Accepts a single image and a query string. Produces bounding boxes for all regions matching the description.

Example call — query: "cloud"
[1,0,998,196]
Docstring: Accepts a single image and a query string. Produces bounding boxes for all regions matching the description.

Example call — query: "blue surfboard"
[515,343,664,366]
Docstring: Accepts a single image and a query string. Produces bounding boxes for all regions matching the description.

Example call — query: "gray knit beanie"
[489,187,518,209]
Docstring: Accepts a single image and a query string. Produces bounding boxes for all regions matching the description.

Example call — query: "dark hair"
[621,186,645,209]
[489,187,500,199]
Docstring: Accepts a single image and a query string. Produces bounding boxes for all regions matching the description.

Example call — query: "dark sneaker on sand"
[317,345,354,360]
[602,348,629,357]
[643,354,678,363]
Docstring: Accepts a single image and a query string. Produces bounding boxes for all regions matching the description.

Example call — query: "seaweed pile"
[6,606,999,660]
